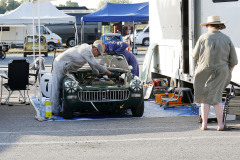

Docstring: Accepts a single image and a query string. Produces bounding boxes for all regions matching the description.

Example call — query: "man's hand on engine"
[108,73,119,79]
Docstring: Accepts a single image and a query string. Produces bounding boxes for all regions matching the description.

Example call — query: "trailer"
[148,0,240,88]
[0,24,62,51]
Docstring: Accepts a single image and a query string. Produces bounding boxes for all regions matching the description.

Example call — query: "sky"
[48,0,148,9]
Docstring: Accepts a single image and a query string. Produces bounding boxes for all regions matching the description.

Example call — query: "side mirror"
[128,65,133,70]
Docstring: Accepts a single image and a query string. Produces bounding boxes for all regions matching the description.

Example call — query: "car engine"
[79,73,124,85]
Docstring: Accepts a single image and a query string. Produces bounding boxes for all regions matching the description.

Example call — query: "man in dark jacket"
[94,40,139,76]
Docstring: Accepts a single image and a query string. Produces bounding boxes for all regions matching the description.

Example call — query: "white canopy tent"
[0,1,78,46]
[0,1,76,24]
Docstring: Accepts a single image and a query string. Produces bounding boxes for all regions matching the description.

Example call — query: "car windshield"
[27,37,44,43]
[95,55,129,70]
[104,35,121,42]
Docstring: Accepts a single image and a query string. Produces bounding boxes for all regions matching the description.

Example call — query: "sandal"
[217,125,231,131]
[199,126,208,131]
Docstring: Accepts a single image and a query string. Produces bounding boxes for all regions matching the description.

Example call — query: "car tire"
[142,38,149,46]
[62,98,73,119]
[24,52,27,57]
[44,52,48,57]
[131,101,144,117]
[48,43,56,52]
[67,38,75,47]
[1,51,6,60]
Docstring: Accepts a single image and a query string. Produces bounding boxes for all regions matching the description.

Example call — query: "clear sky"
[50,0,148,9]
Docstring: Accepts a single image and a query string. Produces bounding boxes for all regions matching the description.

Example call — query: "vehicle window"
[105,36,121,42]
[36,26,49,35]
[145,28,149,33]
[96,55,129,70]
[0,27,10,31]
[213,0,238,2]
[27,37,44,43]
[27,37,34,43]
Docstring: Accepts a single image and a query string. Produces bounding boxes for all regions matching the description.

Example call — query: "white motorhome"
[147,0,240,88]
[0,24,62,51]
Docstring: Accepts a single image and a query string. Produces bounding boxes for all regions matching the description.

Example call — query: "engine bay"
[76,72,125,85]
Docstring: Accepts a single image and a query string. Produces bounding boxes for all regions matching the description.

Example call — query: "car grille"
[79,90,130,102]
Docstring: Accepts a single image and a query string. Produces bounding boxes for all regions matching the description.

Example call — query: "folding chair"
[223,82,240,126]
[1,59,30,105]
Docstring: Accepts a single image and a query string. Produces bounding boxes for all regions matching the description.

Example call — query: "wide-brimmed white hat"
[200,15,225,26]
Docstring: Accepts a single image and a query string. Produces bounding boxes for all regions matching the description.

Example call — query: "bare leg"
[213,103,224,130]
[201,103,210,129]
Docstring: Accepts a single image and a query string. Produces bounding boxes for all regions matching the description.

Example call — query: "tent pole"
[37,0,43,118]
[82,21,84,44]
[32,1,38,98]
[32,1,35,64]
[80,19,83,44]
[74,22,78,46]
[133,21,135,54]
[0,26,2,48]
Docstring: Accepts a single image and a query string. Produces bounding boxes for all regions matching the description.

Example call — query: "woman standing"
[192,15,238,131]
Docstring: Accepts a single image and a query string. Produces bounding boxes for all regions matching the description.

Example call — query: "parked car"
[130,24,149,46]
[23,35,48,57]
[101,33,123,44]
[61,55,144,119]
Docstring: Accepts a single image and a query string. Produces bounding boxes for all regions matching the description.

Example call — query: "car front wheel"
[131,101,144,117]
[62,98,73,119]
[48,43,56,52]
[142,38,149,46]
[44,52,48,57]
[67,38,75,47]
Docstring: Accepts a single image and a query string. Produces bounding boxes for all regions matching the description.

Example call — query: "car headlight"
[64,81,78,93]
[130,79,142,92]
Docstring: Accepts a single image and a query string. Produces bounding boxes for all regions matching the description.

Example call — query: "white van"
[131,24,149,46]
[0,24,62,51]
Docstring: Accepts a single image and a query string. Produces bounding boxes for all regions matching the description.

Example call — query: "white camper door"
[150,0,182,79]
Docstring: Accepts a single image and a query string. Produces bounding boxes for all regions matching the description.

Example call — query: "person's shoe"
[199,126,208,131]
[52,112,62,116]
[217,125,231,131]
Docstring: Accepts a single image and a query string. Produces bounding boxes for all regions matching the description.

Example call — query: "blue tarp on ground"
[30,96,195,121]
[81,2,149,22]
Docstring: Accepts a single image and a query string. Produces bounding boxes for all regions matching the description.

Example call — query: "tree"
[6,0,21,11]
[66,0,79,7]
[0,0,21,14]
[98,0,131,9]
[56,0,79,7]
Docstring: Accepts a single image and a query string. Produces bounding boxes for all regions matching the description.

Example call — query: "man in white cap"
[51,43,112,115]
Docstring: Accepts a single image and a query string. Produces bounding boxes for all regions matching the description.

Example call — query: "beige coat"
[192,30,238,104]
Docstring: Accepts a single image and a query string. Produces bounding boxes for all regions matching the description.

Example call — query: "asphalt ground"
[0,47,240,160]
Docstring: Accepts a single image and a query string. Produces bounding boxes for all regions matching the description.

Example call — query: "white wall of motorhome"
[196,0,240,85]
[0,26,26,47]
[149,0,193,83]
[149,0,240,85]
[0,25,62,50]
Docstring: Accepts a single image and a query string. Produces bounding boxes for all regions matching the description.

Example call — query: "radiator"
[79,90,130,102]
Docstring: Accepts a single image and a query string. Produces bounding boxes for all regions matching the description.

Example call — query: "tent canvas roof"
[0,2,76,25]
[82,2,149,22]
